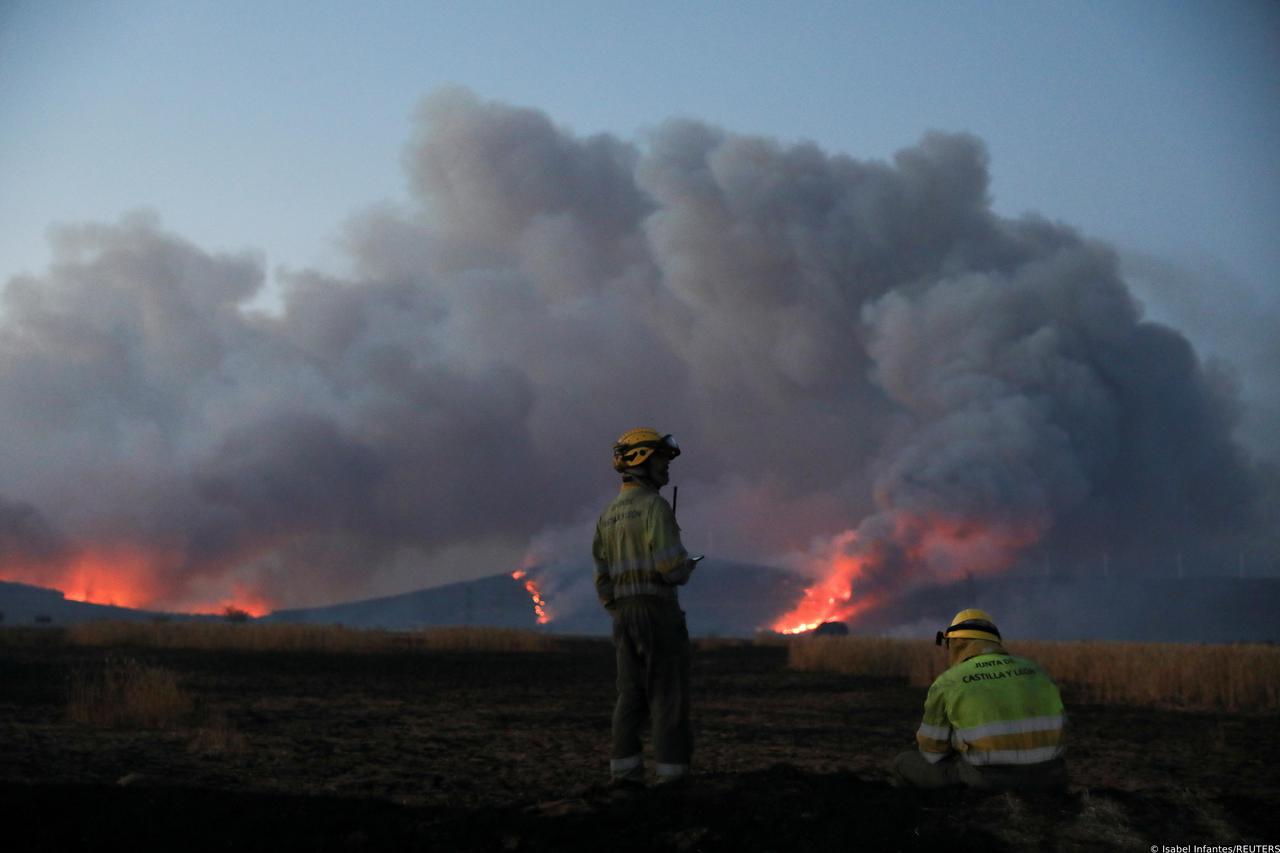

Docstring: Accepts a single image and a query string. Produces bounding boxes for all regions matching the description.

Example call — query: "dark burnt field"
[1,634,1277,851]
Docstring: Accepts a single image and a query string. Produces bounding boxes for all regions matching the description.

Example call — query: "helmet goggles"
[630,434,680,457]
[935,619,1002,647]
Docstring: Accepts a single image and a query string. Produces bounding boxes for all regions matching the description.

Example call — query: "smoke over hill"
[1,88,1274,620]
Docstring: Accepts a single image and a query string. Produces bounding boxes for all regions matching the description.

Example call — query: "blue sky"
[3,0,1277,304]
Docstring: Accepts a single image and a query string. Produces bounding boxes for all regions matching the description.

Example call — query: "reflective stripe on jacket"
[592,481,688,607]
[916,650,1066,767]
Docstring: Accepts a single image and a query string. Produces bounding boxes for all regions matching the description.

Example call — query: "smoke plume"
[1,88,1272,613]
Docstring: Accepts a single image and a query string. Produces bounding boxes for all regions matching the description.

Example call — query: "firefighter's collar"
[960,645,1008,663]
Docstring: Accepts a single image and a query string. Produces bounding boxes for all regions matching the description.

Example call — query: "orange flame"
[59,546,166,609]
[770,514,1047,635]
[3,542,274,617]
[511,570,551,625]
[771,531,877,634]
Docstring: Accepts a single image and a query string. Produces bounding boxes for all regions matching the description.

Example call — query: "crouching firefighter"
[892,609,1068,792]
[592,428,700,786]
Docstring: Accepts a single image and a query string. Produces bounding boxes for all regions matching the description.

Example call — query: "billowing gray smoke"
[0,87,1272,611]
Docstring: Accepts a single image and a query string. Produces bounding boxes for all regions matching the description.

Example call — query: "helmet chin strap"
[622,467,656,486]
[622,464,668,489]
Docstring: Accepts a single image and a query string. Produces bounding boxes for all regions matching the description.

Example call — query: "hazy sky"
[3,1,1277,299]
[1,1,1278,613]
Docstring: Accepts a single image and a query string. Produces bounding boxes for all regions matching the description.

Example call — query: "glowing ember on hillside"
[511,569,551,625]
[771,530,875,634]
[58,547,169,609]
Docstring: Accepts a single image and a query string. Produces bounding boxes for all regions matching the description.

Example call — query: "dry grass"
[694,636,753,651]
[188,712,249,755]
[1014,640,1280,712]
[787,636,1280,712]
[67,656,193,728]
[63,621,555,653]
[752,630,793,647]
[0,627,66,647]
[788,636,943,685]
[402,626,556,652]
[1055,791,1146,850]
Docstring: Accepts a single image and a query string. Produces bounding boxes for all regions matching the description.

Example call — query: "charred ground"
[0,634,1276,851]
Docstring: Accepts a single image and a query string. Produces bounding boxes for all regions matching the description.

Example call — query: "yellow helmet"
[935,608,1001,646]
[612,427,681,472]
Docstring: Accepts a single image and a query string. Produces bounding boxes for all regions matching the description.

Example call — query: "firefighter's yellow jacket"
[592,481,691,608]
[916,647,1066,766]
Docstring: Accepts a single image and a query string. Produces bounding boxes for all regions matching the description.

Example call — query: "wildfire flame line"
[7,544,273,617]
[511,570,550,625]
[770,515,1046,635]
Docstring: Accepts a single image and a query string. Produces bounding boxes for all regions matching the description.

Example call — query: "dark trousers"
[892,751,1068,792]
[610,600,692,779]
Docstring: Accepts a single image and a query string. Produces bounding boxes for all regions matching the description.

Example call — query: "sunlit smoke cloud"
[0,88,1272,616]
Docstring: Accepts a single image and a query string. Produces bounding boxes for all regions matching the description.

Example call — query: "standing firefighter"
[892,609,1068,791]
[592,428,699,786]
